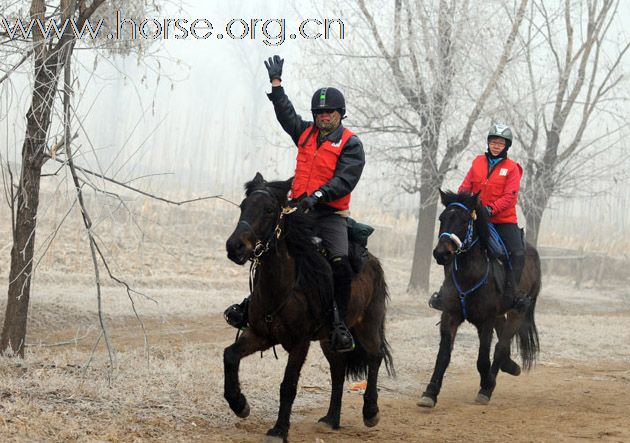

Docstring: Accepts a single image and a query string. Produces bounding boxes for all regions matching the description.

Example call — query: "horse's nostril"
[235,242,244,251]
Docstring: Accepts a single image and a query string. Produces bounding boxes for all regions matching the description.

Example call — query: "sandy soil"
[1,268,629,442]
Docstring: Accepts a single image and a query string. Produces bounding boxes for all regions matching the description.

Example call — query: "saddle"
[486,223,510,262]
[311,217,374,274]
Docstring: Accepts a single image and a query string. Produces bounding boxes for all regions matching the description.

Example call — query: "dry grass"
[0,189,628,441]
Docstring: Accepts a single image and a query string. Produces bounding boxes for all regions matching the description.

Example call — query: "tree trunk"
[523,172,553,247]
[1,162,44,356]
[1,44,59,356]
[408,186,439,293]
[524,206,542,246]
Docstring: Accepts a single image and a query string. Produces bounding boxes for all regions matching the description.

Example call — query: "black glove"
[297,194,319,213]
[485,205,493,217]
[264,55,284,82]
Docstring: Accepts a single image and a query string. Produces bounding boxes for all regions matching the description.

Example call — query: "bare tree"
[503,0,630,245]
[0,0,183,357]
[0,0,105,356]
[316,0,528,292]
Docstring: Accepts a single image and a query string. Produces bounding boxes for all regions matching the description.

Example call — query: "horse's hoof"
[363,412,380,428]
[417,396,435,408]
[317,415,340,430]
[263,428,287,443]
[236,401,250,418]
[262,436,285,443]
[501,359,522,376]
[475,393,490,405]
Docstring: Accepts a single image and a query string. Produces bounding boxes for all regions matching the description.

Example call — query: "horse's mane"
[245,176,292,205]
[440,190,492,251]
[246,176,334,312]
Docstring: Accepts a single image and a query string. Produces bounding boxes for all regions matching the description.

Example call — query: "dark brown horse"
[224,173,393,442]
[419,190,541,408]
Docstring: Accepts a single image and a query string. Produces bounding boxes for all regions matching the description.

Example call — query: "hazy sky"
[1,0,629,227]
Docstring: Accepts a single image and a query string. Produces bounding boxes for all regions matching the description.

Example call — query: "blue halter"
[439,202,489,320]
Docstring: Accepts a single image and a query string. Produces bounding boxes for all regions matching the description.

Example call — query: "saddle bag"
[347,217,374,274]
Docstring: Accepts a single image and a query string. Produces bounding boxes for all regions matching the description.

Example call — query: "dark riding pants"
[494,223,525,283]
[311,209,348,259]
[311,209,352,322]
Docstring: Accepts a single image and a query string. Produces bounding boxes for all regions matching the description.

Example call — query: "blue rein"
[440,202,489,320]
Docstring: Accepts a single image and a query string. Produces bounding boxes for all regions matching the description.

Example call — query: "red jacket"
[458,154,522,224]
[291,126,356,211]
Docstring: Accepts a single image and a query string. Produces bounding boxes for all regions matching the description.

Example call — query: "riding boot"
[330,256,355,353]
[224,296,250,329]
[428,287,445,311]
[505,253,530,314]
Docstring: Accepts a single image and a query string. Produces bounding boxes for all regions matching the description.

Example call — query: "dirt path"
[3,313,626,443]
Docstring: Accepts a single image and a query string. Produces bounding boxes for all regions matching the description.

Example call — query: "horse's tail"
[516,250,541,370]
[377,277,395,378]
[345,256,395,379]
[516,296,539,370]
[344,338,370,380]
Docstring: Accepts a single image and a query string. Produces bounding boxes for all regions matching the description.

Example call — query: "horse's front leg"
[418,312,461,408]
[224,329,272,418]
[265,341,311,443]
[475,319,496,404]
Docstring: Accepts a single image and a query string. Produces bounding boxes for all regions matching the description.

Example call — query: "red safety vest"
[459,155,522,224]
[291,126,355,211]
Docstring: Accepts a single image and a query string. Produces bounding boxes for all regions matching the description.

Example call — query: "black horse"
[224,173,393,442]
[418,190,541,408]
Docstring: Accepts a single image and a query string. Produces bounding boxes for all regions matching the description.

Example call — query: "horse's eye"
[266,207,274,214]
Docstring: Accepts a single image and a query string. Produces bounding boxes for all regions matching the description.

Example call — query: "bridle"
[234,189,301,356]
[437,201,489,320]
[237,189,296,261]
[438,202,478,254]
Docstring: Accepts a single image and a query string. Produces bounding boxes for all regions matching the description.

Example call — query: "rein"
[243,203,297,319]
[237,201,298,358]
[439,202,489,320]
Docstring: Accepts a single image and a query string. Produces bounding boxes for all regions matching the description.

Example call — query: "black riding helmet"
[311,87,346,118]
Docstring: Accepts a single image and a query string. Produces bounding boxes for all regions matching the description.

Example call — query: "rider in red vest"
[429,123,530,314]
[224,56,365,353]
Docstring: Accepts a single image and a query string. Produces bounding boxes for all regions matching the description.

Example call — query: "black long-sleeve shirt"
[267,86,365,203]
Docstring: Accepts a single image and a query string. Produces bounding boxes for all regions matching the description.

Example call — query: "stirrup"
[511,294,531,314]
[330,321,355,353]
[428,291,444,311]
[224,297,250,330]
[504,289,530,315]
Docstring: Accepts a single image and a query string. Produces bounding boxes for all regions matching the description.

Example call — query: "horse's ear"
[439,189,448,206]
[245,172,266,195]
[284,176,294,191]
[253,172,264,184]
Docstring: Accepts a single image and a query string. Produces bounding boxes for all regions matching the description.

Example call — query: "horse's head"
[433,190,482,265]
[226,172,293,265]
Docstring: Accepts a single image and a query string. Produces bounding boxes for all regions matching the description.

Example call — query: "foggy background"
[2,0,630,261]
[1,3,629,440]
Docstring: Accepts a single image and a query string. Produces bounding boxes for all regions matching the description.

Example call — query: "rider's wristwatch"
[313,190,324,200]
